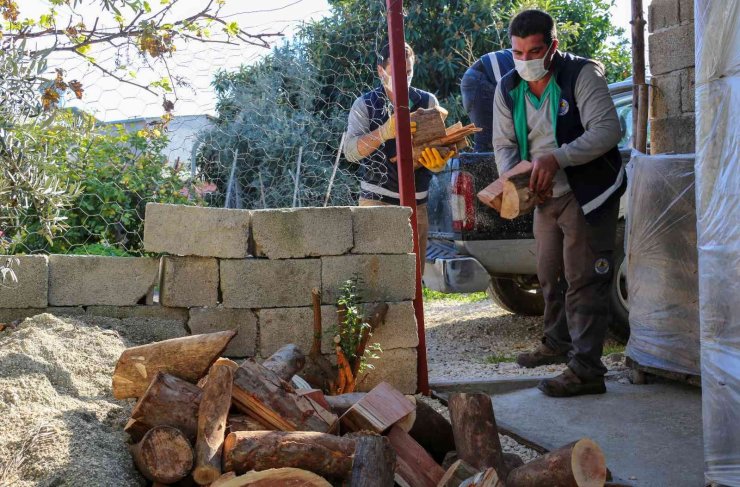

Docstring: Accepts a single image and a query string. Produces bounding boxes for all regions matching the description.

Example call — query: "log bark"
[477,161,533,211]
[500,173,538,219]
[198,358,239,388]
[210,472,236,487]
[340,382,415,434]
[459,468,501,487]
[386,425,445,487]
[409,399,456,464]
[296,389,331,411]
[231,358,337,432]
[124,418,150,443]
[129,426,194,484]
[410,107,448,145]
[350,435,397,487]
[113,330,235,399]
[262,344,306,382]
[193,363,234,485]
[214,468,331,487]
[222,431,355,480]
[129,372,202,441]
[227,414,272,434]
[503,452,525,472]
[506,438,606,487]
[324,392,366,416]
[437,459,478,487]
[448,393,507,477]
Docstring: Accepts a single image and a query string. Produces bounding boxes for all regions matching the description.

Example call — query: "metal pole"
[324,132,347,207]
[631,0,648,154]
[224,150,238,209]
[292,146,303,208]
[386,0,429,395]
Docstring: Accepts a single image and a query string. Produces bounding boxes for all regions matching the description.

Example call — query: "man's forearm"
[354,128,387,159]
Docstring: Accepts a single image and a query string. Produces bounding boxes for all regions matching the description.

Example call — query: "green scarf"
[509,76,562,161]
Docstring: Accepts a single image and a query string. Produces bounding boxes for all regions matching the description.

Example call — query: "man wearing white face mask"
[492,10,624,397]
[344,42,452,273]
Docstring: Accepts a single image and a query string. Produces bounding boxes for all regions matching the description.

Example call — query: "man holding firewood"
[343,41,455,273]
[492,10,624,397]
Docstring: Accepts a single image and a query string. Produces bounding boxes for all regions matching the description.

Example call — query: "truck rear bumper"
[423,240,490,293]
[457,239,538,275]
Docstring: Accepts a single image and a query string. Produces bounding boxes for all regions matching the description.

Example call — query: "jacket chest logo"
[558,98,570,116]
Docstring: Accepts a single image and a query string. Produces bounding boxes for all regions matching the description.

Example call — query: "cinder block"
[258,307,314,357]
[648,0,679,33]
[649,24,695,75]
[159,256,219,308]
[46,307,86,316]
[0,307,82,323]
[678,0,693,23]
[220,258,320,308]
[251,207,353,259]
[321,254,416,304]
[87,305,189,322]
[189,307,257,357]
[49,255,158,306]
[0,255,48,308]
[650,114,696,154]
[320,302,418,353]
[681,68,695,113]
[143,203,250,258]
[357,348,417,394]
[651,72,683,120]
[350,206,413,254]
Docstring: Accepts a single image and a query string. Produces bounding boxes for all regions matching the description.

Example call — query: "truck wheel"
[487,276,545,316]
[608,221,630,343]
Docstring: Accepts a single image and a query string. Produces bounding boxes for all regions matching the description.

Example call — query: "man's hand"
[418,147,455,173]
[530,153,560,193]
[378,117,417,142]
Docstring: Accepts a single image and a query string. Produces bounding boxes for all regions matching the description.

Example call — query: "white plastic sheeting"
[696,0,740,484]
[625,154,699,376]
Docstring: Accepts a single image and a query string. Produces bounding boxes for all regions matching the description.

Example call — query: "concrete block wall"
[648,0,695,154]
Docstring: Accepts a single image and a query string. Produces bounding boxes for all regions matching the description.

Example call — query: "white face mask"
[380,67,414,93]
[514,43,554,82]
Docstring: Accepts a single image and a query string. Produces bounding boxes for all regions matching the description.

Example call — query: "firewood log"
[438,459,479,487]
[387,425,445,487]
[296,389,331,410]
[477,161,533,211]
[340,382,415,434]
[350,435,397,487]
[506,438,606,487]
[411,107,448,145]
[213,468,331,487]
[112,330,235,399]
[227,414,272,434]
[193,363,233,485]
[129,426,194,484]
[448,393,508,478]
[324,392,366,416]
[262,344,306,382]
[409,399,456,464]
[129,372,202,441]
[500,172,539,219]
[395,395,417,432]
[222,431,356,480]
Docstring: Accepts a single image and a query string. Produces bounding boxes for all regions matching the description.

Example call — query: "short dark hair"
[508,9,557,46]
[377,42,415,68]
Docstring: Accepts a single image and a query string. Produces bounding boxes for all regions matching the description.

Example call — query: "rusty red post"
[386,0,429,395]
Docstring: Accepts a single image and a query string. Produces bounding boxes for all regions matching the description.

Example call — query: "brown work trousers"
[534,192,619,379]
[358,198,428,275]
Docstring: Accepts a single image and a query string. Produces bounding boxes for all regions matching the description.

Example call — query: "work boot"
[516,343,568,368]
[537,367,606,397]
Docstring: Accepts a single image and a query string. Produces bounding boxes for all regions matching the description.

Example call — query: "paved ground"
[491,378,703,486]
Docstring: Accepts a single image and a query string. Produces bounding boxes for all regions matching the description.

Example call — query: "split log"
[112,330,235,399]
[409,399,456,464]
[227,414,272,434]
[387,425,445,487]
[340,382,415,433]
[325,392,366,416]
[129,372,202,441]
[459,468,501,487]
[193,363,234,485]
[448,393,507,477]
[129,426,194,484]
[198,358,239,388]
[437,459,478,487]
[222,431,355,480]
[395,395,417,432]
[350,435,397,487]
[262,344,306,382]
[410,107,448,145]
[506,438,606,487]
[210,472,237,487]
[477,161,533,211]
[500,172,539,219]
[231,358,338,432]
[296,389,331,411]
[214,468,331,487]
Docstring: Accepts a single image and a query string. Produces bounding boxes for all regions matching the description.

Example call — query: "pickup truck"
[423,79,636,342]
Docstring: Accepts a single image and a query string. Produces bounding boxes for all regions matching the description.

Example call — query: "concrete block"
[159,256,219,308]
[678,0,693,23]
[650,72,683,120]
[46,307,86,316]
[0,255,48,308]
[648,0,679,33]
[220,259,320,308]
[258,307,314,357]
[49,255,158,306]
[251,207,353,259]
[649,24,695,75]
[681,68,695,113]
[143,203,250,258]
[321,254,416,304]
[650,114,696,154]
[189,307,257,357]
[87,305,189,322]
[357,348,417,394]
[350,206,413,254]
[320,302,418,353]
[0,307,85,323]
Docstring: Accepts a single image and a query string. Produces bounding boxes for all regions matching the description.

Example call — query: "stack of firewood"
[112,330,610,486]
[477,161,553,219]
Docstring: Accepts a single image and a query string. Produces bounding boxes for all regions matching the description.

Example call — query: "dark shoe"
[537,368,606,397]
[516,343,568,368]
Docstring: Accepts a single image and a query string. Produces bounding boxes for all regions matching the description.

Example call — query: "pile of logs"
[112,330,610,486]
[477,161,553,219]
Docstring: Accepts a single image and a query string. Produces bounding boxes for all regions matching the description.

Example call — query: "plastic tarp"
[696,0,740,484]
[625,154,699,376]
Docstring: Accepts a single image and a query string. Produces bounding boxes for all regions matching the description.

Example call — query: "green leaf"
[225,21,239,37]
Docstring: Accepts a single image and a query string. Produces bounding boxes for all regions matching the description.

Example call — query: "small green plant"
[484,353,516,364]
[422,287,488,303]
[334,276,382,377]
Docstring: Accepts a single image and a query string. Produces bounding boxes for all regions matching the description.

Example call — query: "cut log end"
[130,426,194,484]
[215,468,331,487]
[572,438,607,487]
[193,465,221,485]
